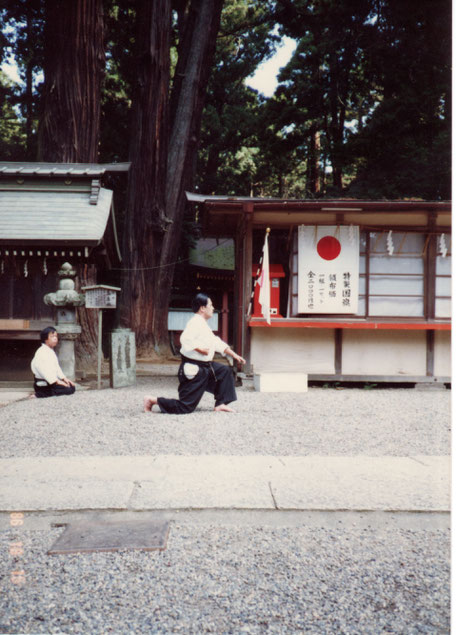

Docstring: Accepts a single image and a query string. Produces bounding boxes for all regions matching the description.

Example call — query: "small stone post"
[44,262,85,381]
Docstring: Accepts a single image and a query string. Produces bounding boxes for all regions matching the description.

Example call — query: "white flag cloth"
[298,225,359,314]
[258,231,271,323]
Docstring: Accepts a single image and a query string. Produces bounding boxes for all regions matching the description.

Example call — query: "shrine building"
[0,162,129,380]
[186,193,451,386]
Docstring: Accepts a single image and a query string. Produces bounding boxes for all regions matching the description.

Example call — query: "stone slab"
[47,515,169,554]
[0,479,134,511]
[110,328,136,388]
[254,373,308,392]
[129,478,274,510]
[269,456,451,511]
[0,455,282,481]
[0,455,449,512]
[129,455,278,509]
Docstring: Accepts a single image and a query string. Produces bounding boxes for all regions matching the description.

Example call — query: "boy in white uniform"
[31,327,75,398]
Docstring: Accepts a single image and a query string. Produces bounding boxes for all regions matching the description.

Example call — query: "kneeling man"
[144,293,245,414]
[31,327,76,398]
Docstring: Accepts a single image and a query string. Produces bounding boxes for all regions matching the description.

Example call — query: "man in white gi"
[144,293,245,414]
[31,326,75,398]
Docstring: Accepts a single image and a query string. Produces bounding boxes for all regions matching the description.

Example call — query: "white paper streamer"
[387,230,394,255]
[439,233,448,258]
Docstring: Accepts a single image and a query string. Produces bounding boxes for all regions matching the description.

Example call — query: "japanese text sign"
[298,225,359,314]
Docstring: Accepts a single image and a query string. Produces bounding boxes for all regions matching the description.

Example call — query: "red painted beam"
[249,319,451,330]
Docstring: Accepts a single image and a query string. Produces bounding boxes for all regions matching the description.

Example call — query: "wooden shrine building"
[187,193,451,385]
[0,161,129,379]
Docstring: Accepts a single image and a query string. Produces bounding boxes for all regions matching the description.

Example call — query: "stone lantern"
[44,262,85,380]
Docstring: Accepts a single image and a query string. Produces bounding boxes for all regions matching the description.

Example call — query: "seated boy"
[31,327,76,398]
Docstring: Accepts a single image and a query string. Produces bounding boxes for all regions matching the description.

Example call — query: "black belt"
[181,355,211,368]
[34,377,51,387]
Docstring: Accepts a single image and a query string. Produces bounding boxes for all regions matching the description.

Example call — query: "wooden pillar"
[426,330,435,377]
[425,213,437,321]
[242,203,253,370]
[425,212,437,377]
[365,231,371,317]
[334,328,342,375]
[221,290,229,344]
[234,217,244,359]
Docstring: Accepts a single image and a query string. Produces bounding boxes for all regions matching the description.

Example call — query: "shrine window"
[367,231,424,318]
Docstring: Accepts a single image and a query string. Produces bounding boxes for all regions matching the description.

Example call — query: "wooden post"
[234,217,245,359]
[221,290,229,344]
[334,328,342,375]
[97,309,103,390]
[424,213,437,377]
[243,203,253,370]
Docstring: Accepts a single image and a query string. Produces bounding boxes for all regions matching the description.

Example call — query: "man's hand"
[57,378,75,387]
[231,351,246,365]
[224,347,246,365]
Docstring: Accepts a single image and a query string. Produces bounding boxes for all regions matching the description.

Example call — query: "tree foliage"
[0,0,451,356]
[346,0,451,199]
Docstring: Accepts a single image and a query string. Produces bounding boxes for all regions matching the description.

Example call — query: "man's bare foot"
[214,404,235,412]
[28,394,36,399]
[143,396,158,412]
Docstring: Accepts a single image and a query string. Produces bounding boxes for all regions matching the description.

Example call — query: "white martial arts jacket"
[179,314,228,378]
[31,344,66,385]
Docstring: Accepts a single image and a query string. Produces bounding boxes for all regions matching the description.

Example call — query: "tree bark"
[308,125,320,195]
[118,0,171,355]
[120,0,224,357]
[37,0,105,365]
[156,0,224,342]
[38,0,104,162]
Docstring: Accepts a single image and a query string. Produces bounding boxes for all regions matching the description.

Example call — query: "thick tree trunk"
[118,0,171,356]
[308,126,320,195]
[120,0,223,357]
[155,0,224,341]
[75,263,99,370]
[38,0,104,162]
[37,0,105,364]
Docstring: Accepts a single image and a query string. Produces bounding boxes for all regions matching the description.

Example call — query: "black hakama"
[157,357,236,414]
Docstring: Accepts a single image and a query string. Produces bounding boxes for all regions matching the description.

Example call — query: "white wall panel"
[250,328,335,374]
[434,331,451,376]
[342,330,427,376]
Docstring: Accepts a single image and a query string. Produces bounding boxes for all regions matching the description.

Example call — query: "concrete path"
[0,454,449,513]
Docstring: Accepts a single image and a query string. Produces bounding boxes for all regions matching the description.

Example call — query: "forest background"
[0,0,451,358]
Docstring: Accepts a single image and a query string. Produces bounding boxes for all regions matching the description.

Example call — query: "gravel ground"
[0,377,450,458]
[0,377,451,633]
[1,521,450,634]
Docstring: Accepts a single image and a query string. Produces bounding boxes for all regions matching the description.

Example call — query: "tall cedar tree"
[119,0,171,354]
[37,0,105,365]
[120,0,224,355]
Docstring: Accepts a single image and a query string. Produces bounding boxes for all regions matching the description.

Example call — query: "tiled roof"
[0,187,113,245]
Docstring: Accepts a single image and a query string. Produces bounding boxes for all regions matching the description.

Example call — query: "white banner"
[258,230,271,323]
[298,225,359,314]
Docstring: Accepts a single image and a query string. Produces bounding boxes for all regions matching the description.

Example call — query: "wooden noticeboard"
[83,285,120,309]
[81,285,121,389]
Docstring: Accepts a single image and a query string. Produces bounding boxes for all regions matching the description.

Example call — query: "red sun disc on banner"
[317,235,341,260]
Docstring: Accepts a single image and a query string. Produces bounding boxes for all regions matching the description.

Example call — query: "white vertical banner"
[258,229,271,323]
[298,225,359,314]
